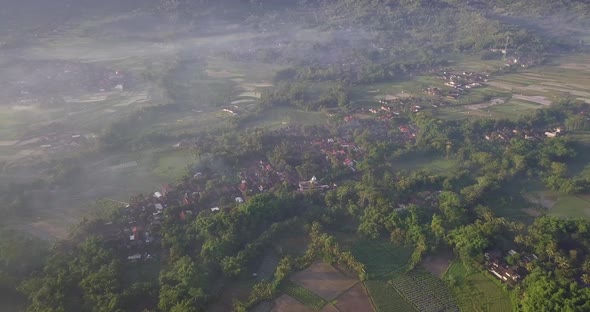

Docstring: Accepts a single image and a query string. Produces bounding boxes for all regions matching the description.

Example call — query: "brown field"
[422,250,453,277]
[334,283,375,312]
[321,304,340,312]
[271,294,313,312]
[290,261,358,300]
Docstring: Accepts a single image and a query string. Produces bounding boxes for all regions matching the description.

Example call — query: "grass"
[393,151,457,175]
[238,107,327,130]
[443,260,513,312]
[151,150,194,180]
[350,240,413,279]
[390,269,459,312]
[550,195,590,219]
[281,280,328,311]
[365,280,416,312]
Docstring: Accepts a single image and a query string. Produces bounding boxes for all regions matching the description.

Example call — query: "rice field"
[443,260,513,312]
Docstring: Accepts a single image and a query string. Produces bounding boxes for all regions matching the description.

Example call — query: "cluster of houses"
[485,249,537,284]
[432,69,488,99]
[311,137,362,172]
[483,127,564,143]
[238,160,295,196]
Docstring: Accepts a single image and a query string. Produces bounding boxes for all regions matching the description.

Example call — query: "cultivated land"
[444,260,513,312]
[333,283,374,312]
[290,261,358,301]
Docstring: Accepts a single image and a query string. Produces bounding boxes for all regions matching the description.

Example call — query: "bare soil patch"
[422,250,453,277]
[334,283,375,312]
[290,261,358,300]
[523,192,556,209]
[559,63,590,71]
[0,140,18,146]
[321,304,339,312]
[464,98,505,110]
[512,94,551,106]
[271,294,313,312]
[522,208,544,217]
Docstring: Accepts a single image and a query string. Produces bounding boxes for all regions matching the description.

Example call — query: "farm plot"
[270,294,313,312]
[334,283,374,312]
[289,261,358,300]
[351,240,413,278]
[444,261,512,312]
[390,269,459,312]
[365,280,416,312]
[281,281,328,311]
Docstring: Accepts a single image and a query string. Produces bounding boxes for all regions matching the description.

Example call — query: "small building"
[210,207,220,212]
[235,197,244,203]
[127,254,141,261]
[154,192,163,199]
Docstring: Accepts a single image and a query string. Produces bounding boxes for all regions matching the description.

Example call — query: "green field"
[437,54,590,121]
[281,281,328,311]
[444,260,513,312]
[394,152,457,175]
[550,195,590,219]
[390,269,459,312]
[351,240,413,279]
[365,280,416,312]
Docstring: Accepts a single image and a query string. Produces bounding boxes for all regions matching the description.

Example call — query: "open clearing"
[422,250,453,277]
[394,152,457,175]
[550,195,590,219]
[290,261,358,301]
[334,283,374,312]
[444,260,512,312]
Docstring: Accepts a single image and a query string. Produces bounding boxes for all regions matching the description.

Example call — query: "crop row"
[281,281,327,311]
[365,280,417,312]
[390,269,459,312]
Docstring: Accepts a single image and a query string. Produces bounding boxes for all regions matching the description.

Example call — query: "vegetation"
[365,280,416,312]
[390,269,459,312]
[3,1,590,312]
[444,260,513,312]
[280,281,328,311]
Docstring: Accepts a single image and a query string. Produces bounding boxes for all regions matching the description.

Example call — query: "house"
[235,197,244,203]
[223,108,237,115]
[298,176,330,192]
[154,203,164,211]
[127,254,141,261]
[489,262,521,282]
[154,192,163,199]
[299,176,319,192]
[545,131,557,138]
[210,207,220,212]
